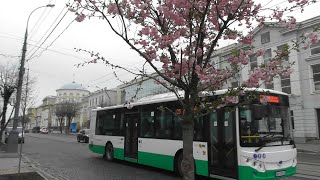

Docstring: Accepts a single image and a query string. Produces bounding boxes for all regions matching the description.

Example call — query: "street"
[23,133,180,180]
[21,133,319,180]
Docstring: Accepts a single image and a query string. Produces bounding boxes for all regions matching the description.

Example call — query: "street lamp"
[7,4,55,153]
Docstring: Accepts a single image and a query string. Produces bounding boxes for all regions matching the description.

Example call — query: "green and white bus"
[88,88,296,180]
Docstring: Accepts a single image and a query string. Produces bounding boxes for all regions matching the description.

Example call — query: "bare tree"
[0,63,18,144]
[55,101,80,134]
[55,103,66,133]
[20,68,37,130]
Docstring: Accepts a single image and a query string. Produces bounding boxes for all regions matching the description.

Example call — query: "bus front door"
[208,111,238,179]
[124,113,139,161]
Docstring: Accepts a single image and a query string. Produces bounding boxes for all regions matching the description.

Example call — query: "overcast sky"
[0,0,319,106]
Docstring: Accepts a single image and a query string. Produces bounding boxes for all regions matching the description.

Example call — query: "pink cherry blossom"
[75,14,85,22]
[256,48,265,57]
[309,32,319,45]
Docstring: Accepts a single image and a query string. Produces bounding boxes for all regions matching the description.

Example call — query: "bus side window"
[194,117,204,141]
[96,111,106,135]
[173,116,183,140]
[155,108,173,139]
[140,110,155,138]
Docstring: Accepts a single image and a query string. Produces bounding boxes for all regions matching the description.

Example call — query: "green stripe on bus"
[114,148,124,160]
[89,144,104,154]
[124,157,138,163]
[138,151,174,171]
[238,166,296,180]
[195,159,208,177]
[138,151,209,176]
[89,145,208,176]
[89,144,124,160]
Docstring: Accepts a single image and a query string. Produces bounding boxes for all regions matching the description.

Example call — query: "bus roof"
[92,88,288,112]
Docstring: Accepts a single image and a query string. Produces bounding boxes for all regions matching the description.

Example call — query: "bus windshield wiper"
[255,139,267,152]
[255,133,276,152]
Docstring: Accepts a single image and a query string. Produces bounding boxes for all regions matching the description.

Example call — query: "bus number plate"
[275,171,286,177]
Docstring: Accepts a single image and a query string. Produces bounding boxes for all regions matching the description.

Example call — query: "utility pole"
[7,4,55,153]
[18,68,29,173]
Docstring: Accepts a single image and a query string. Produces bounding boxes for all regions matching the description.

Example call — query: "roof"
[92,88,287,112]
[57,82,88,91]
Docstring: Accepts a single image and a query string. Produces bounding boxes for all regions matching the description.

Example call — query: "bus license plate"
[275,171,286,177]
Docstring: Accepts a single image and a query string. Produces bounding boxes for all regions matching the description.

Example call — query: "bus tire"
[174,152,183,177]
[105,143,114,161]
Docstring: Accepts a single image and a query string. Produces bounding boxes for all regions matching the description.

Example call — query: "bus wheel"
[105,144,114,161]
[175,153,183,177]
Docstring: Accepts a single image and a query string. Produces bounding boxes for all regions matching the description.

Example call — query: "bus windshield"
[239,105,291,147]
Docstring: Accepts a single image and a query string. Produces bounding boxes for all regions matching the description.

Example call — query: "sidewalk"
[0,148,45,180]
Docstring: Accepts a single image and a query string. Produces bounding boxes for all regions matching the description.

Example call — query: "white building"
[56,81,90,103]
[86,89,117,128]
[116,75,169,104]
[215,16,320,142]
[28,81,90,131]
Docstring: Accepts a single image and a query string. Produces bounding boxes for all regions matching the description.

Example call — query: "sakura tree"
[69,0,318,179]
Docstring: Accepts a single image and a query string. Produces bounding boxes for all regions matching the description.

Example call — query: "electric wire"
[28,0,56,40]
[27,0,71,58]
[27,18,75,61]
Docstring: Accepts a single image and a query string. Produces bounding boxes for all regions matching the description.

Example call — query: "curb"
[0,152,19,158]
[22,156,57,180]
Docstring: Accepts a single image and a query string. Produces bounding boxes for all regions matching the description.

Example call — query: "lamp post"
[7,4,55,153]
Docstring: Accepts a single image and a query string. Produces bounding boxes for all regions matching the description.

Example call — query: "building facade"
[28,81,90,131]
[214,16,320,142]
[116,75,169,104]
[86,89,117,128]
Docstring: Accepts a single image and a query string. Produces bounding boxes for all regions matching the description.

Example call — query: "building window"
[261,32,270,44]
[311,41,320,55]
[290,110,295,130]
[312,64,320,91]
[277,44,289,61]
[265,78,274,90]
[281,75,291,94]
[263,49,272,63]
[249,54,257,70]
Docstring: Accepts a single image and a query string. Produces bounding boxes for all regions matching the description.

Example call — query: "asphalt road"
[22,133,181,180]
[21,133,316,180]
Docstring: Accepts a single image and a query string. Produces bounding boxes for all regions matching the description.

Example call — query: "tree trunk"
[181,87,198,180]
[0,98,9,143]
[58,118,63,133]
[65,118,71,135]
[182,116,195,180]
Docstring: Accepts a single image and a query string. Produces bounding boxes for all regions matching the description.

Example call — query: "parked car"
[4,127,24,144]
[77,129,90,143]
[32,126,40,133]
[40,127,49,134]
[24,129,30,133]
